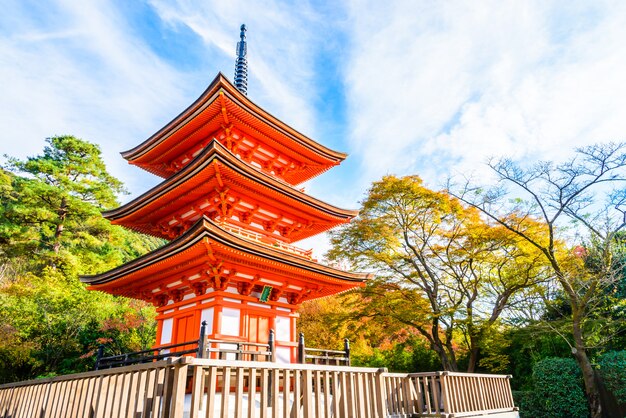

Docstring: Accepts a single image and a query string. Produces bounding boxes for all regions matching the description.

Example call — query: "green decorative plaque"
[259,285,273,303]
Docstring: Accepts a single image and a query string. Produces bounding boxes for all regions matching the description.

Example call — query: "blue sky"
[2,0,626,254]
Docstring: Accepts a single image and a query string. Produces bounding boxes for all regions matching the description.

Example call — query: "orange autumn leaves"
[327,175,555,372]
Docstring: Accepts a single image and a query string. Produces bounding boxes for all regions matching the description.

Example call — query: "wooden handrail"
[297,332,351,366]
[189,358,384,373]
[206,339,270,348]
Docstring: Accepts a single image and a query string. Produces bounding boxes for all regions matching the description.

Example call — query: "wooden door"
[247,314,270,360]
[174,313,197,353]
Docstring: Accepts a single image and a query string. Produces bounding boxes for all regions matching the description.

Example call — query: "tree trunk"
[427,330,458,372]
[52,197,67,253]
[427,315,459,372]
[467,344,479,373]
[432,343,458,372]
[572,315,602,418]
[465,316,480,373]
[444,331,459,371]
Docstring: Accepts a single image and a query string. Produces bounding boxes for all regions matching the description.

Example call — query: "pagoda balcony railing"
[95,322,350,370]
[219,222,315,260]
[95,340,200,369]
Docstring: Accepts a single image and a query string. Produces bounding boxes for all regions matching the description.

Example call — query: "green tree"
[504,323,573,390]
[0,136,161,382]
[453,142,626,418]
[598,351,626,405]
[1,136,134,276]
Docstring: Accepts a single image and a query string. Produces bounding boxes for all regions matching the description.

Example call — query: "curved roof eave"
[121,73,347,163]
[80,216,369,286]
[104,139,359,221]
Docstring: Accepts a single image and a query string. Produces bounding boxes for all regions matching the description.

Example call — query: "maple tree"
[328,175,549,371]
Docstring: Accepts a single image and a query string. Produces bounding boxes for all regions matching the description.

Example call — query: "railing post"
[169,357,191,418]
[95,344,105,370]
[439,371,451,414]
[267,329,276,407]
[189,363,205,418]
[506,375,515,407]
[375,368,388,418]
[344,338,351,366]
[268,329,276,362]
[298,332,305,364]
[198,320,207,359]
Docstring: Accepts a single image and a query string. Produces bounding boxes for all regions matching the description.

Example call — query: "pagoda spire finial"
[234,24,248,95]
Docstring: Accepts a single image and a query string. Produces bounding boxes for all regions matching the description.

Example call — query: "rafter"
[219,90,230,125]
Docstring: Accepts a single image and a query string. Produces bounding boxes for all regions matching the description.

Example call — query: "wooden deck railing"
[0,358,188,418]
[0,357,518,418]
[436,372,516,416]
[383,371,516,417]
[187,358,390,418]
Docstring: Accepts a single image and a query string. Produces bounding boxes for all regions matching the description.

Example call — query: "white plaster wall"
[275,316,290,341]
[276,347,291,364]
[221,307,241,336]
[161,318,173,344]
[201,308,214,334]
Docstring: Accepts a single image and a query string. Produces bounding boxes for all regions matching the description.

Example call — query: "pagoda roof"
[104,140,358,242]
[122,73,347,184]
[81,216,368,304]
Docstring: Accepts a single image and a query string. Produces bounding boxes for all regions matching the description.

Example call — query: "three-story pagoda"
[81,25,367,363]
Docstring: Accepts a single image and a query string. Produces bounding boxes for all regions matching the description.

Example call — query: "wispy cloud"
[343,0,626,190]
[0,0,190,197]
[147,0,337,139]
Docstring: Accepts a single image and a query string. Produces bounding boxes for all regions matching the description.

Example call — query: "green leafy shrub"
[513,391,537,417]
[352,333,441,372]
[598,351,626,404]
[519,357,588,418]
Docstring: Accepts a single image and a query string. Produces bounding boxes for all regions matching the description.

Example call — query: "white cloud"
[0,0,190,198]
[343,0,626,189]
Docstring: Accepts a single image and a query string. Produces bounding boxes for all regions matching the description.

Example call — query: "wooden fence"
[0,357,517,418]
[188,358,389,418]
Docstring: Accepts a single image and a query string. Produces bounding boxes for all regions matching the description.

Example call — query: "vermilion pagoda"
[81,26,367,363]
